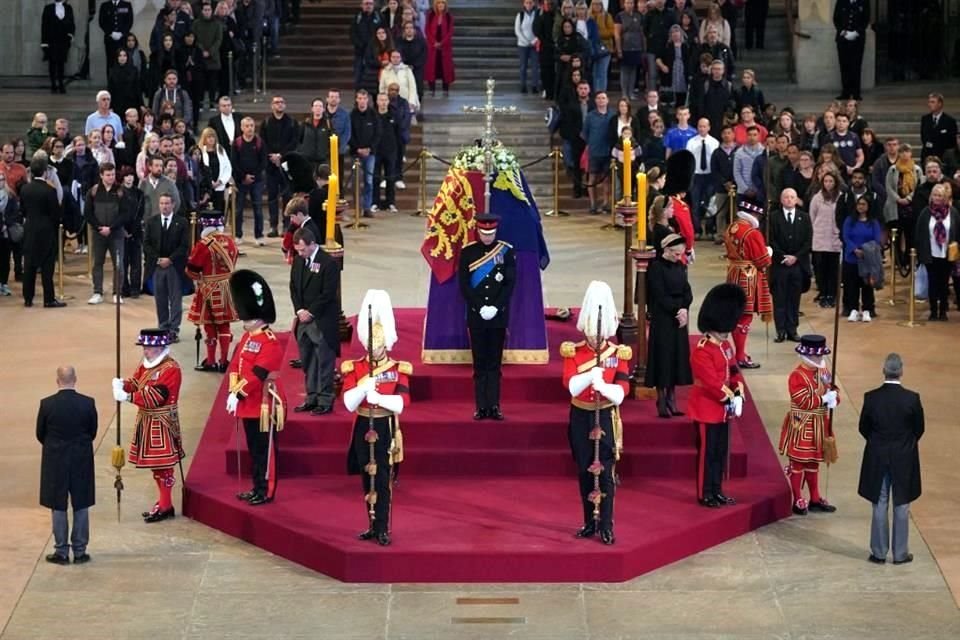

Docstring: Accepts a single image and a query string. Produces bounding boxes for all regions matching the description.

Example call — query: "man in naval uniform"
[457,212,517,420]
[833,0,870,101]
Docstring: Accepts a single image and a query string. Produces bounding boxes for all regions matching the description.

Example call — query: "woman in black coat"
[109,49,143,117]
[555,19,590,93]
[914,183,960,321]
[644,233,694,417]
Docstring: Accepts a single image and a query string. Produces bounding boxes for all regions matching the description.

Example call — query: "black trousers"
[48,56,66,90]
[837,37,865,98]
[122,235,142,296]
[842,260,875,313]
[927,257,952,316]
[469,326,506,411]
[696,421,729,499]
[744,0,769,49]
[812,251,839,300]
[372,152,397,207]
[568,406,616,530]
[771,262,803,335]
[243,417,278,499]
[350,415,394,534]
[540,48,556,100]
[22,246,56,304]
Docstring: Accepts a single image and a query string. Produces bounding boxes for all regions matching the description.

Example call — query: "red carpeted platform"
[183,309,791,583]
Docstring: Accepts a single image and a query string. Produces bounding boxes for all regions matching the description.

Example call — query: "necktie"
[699,140,707,171]
[788,212,794,225]
[163,217,170,230]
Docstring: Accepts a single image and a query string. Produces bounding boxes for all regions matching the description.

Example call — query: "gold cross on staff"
[461,78,519,211]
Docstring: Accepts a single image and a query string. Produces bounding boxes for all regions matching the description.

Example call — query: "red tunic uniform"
[778,363,837,463]
[671,195,696,261]
[228,327,286,420]
[561,341,631,457]
[688,336,744,424]
[724,218,772,363]
[186,232,239,324]
[125,356,184,469]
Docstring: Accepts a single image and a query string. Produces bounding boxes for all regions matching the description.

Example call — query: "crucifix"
[462,78,519,210]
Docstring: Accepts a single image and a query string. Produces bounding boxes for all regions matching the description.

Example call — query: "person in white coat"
[197,127,233,214]
[515,0,540,94]
[379,50,420,114]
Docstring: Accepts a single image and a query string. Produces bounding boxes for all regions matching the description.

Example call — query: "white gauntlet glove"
[111,378,128,402]
[225,392,239,415]
[821,389,838,409]
[479,305,498,321]
[731,394,744,417]
[366,389,382,405]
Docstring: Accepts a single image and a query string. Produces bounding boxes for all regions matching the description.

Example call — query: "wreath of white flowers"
[452,142,520,174]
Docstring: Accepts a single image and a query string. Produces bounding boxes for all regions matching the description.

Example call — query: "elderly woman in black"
[915,183,960,321]
[644,233,694,417]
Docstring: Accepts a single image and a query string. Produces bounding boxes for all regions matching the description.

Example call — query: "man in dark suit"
[98,0,134,71]
[858,353,924,565]
[920,93,959,162]
[21,156,66,308]
[37,365,98,565]
[558,81,591,199]
[290,227,341,415]
[143,194,189,341]
[41,1,76,94]
[208,96,244,159]
[457,213,517,420]
[769,187,811,342]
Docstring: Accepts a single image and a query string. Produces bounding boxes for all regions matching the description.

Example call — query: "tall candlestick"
[329,134,339,180]
[622,138,632,203]
[637,171,647,247]
[326,174,338,245]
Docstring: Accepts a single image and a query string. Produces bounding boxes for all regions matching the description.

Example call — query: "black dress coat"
[143,211,191,293]
[19,180,61,262]
[913,207,960,266]
[644,256,693,388]
[457,240,517,330]
[920,111,958,161]
[37,389,98,511]
[290,247,342,355]
[41,2,76,62]
[857,383,924,506]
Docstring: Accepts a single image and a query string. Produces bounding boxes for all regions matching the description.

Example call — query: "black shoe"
[599,529,615,545]
[24,300,33,307]
[714,493,737,506]
[939,311,948,321]
[289,359,302,368]
[294,401,317,413]
[738,359,761,369]
[699,496,721,508]
[266,229,280,238]
[376,532,391,546]
[774,333,786,343]
[893,553,914,565]
[489,406,504,421]
[792,503,808,516]
[45,553,70,565]
[928,312,937,322]
[144,507,175,523]
[73,553,91,565]
[868,554,886,564]
[44,300,67,308]
[195,360,219,372]
[807,499,837,513]
[575,522,597,538]
[218,362,229,373]
[236,490,256,501]
[247,494,272,506]
[141,502,160,518]
[656,390,670,418]
[357,529,376,540]
[473,408,488,420]
[310,405,333,416]
[170,333,180,343]
[787,333,801,343]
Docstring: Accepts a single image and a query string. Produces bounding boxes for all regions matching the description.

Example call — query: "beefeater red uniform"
[228,326,286,501]
[124,354,184,515]
[724,217,772,364]
[342,357,411,536]
[688,335,744,502]
[561,340,631,535]
[779,362,840,511]
[186,231,239,368]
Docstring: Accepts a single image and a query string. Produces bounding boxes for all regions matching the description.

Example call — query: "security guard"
[833,0,870,101]
[457,212,517,420]
[98,0,134,71]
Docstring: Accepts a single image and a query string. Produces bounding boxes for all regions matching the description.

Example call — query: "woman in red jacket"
[424,0,455,96]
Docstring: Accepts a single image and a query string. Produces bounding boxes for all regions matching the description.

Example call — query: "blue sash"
[469,242,509,289]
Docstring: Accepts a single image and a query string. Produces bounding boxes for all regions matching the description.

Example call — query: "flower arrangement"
[452,142,520,175]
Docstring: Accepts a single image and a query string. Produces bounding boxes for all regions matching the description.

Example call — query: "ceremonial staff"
[364,306,378,527]
[825,253,844,499]
[111,250,125,521]
[588,307,604,525]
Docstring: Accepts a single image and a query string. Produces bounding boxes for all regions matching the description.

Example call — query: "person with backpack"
[232,116,267,244]
[696,60,736,139]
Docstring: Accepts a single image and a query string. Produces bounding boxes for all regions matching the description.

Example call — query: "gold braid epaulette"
[617,345,632,360]
[397,361,413,375]
[560,341,577,358]
[341,360,355,374]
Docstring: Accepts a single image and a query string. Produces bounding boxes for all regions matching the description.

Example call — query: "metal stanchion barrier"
[544,147,569,217]
[897,249,923,327]
[251,43,260,102]
[352,157,368,230]
[227,51,235,98]
[56,224,73,301]
[228,185,238,238]
[411,148,429,217]
[886,228,905,306]
[189,212,198,249]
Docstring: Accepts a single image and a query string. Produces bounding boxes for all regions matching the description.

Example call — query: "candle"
[637,171,647,247]
[622,138,632,203]
[326,174,338,245]
[329,134,339,182]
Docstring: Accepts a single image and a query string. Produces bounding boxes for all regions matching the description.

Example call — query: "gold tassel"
[260,401,269,433]
[110,445,126,470]
[389,421,404,466]
[612,408,623,461]
[823,436,839,465]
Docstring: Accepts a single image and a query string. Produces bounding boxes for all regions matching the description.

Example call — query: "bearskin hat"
[229,269,277,324]
[281,152,316,194]
[697,283,746,334]
[663,149,695,197]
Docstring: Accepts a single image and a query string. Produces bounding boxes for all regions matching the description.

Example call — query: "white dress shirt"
[686,135,719,175]
[220,113,236,143]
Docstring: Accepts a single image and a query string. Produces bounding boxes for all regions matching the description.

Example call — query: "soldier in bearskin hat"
[779,334,840,515]
[225,269,286,506]
[688,283,747,508]
[663,150,697,261]
[723,198,772,369]
[112,328,184,523]
[186,211,239,372]
[341,290,411,546]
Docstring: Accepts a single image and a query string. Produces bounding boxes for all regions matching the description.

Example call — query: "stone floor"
[1,201,958,639]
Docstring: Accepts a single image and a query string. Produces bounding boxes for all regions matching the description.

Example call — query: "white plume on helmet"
[577,281,619,339]
[357,289,398,351]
